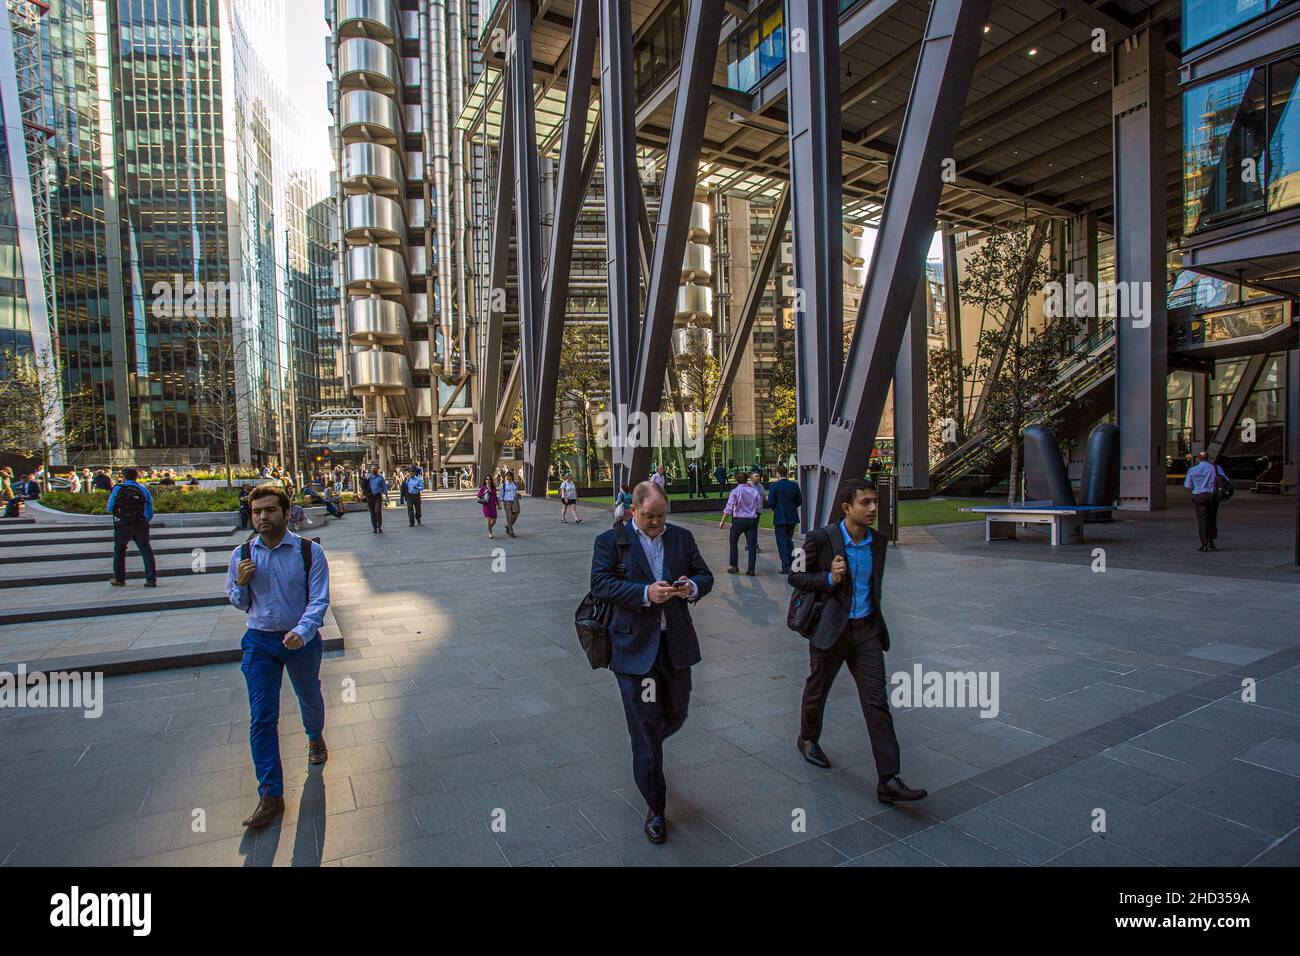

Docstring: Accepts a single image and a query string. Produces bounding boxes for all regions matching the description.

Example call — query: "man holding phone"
[590,481,713,844]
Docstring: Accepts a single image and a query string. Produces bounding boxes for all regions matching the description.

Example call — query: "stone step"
[0,561,227,589]
[0,527,240,546]
[0,594,230,626]
[0,538,238,564]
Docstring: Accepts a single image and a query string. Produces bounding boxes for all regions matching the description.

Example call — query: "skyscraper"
[44,0,332,468]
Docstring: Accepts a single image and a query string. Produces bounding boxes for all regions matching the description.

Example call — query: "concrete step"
[0,593,230,626]
[0,537,238,564]
[0,527,240,546]
[0,561,227,589]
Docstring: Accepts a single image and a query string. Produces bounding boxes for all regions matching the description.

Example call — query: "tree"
[960,223,1075,500]
[927,344,964,463]
[0,349,93,490]
[184,315,247,488]
[555,323,610,482]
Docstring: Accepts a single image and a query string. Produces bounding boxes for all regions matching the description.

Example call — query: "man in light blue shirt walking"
[1183,451,1229,551]
[226,484,331,830]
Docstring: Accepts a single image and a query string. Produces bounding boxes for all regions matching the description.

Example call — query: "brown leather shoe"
[308,737,328,765]
[241,795,284,829]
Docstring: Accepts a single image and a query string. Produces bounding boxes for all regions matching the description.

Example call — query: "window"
[1182,0,1270,52]
[1183,67,1267,232]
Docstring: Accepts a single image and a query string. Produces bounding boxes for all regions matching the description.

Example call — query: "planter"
[26,501,240,527]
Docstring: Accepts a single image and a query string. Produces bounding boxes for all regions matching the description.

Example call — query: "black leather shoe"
[644,811,666,844]
[308,737,328,765]
[797,737,831,769]
[1208,543,1217,551]
[726,566,739,574]
[241,795,285,829]
[877,776,927,804]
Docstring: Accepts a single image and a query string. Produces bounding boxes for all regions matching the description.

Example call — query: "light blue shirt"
[1184,460,1226,495]
[404,475,425,494]
[105,480,154,522]
[634,523,698,629]
[226,532,330,643]
[827,520,874,619]
[501,480,518,502]
[367,474,387,495]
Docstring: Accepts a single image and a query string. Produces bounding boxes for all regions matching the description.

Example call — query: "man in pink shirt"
[720,471,763,575]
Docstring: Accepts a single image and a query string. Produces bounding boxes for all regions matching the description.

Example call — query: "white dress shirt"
[634,523,698,630]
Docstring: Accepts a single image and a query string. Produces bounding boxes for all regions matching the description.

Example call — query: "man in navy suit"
[766,464,803,574]
[788,478,926,805]
[590,480,713,844]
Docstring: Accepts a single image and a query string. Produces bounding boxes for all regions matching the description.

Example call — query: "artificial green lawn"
[548,490,989,529]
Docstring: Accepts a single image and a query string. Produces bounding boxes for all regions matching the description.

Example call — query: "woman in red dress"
[477,474,499,538]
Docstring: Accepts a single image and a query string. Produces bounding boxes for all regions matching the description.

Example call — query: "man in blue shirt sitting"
[1183,451,1230,552]
[226,484,331,829]
[787,478,926,805]
[105,467,157,587]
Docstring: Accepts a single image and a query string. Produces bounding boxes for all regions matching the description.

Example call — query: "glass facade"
[1183,54,1300,233]
[1182,0,1277,52]
[42,0,331,466]
[725,0,859,92]
[0,89,32,358]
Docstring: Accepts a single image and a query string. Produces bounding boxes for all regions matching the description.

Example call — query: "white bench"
[960,506,1086,546]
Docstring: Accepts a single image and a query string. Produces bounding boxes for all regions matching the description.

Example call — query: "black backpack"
[573,524,630,670]
[112,484,149,524]
[1214,468,1234,501]
[239,534,319,607]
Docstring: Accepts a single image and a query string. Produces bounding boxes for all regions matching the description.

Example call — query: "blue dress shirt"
[1183,461,1226,495]
[827,520,873,619]
[105,480,155,521]
[226,532,330,643]
[367,474,388,496]
[634,523,698,629]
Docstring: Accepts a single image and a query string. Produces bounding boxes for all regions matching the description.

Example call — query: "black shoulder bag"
[574,524,630,669]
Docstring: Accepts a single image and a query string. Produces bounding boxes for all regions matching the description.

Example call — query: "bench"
[959,505,1113,546]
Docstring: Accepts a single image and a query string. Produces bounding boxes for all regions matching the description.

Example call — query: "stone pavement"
[0,490,1297,866]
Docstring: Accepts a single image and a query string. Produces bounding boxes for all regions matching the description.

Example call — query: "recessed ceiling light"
[1027,48,1038,56]
[983,25,990,33]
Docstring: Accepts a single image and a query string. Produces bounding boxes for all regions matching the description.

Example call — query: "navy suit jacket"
[590,522,713,675]
[766,478,802,526]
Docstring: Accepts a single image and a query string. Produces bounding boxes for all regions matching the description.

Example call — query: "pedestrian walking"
[226,483,330,830]
[788,478,927,806]
[106,467,157,587]
[766,464,803,574]
[365,465,388,534]
[92,469,113,492]
[687,460,699,498]
[1183,451,1231,552]
[749,470,767,552]
[238,483,253,530]
[559,472,582,524]
[589,480,713,845]
[713,462,727,498]
[720,471,763,575]
[477,475,499,538]
[404,467,425,526]
[501,470,521,536]
[613,483,634,525]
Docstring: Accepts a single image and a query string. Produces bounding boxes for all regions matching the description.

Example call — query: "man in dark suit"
[788,478,926,805]
[766,464,803,574]
[590,480,714,844]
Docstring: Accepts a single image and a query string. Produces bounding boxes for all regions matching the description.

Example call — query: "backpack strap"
[240,537,255,609]
[301,535,316,602]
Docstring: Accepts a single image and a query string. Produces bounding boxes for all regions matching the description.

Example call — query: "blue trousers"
[774,523,796,573]
[240,627,325,797]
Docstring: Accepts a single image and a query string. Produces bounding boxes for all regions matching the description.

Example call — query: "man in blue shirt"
[787,478,926,805]
[766,464,803,574]
[105,467,157,587]
[1183,451,1229,551]
[365,465,388,534]
[226,483,331,830]
[404,467,425,527]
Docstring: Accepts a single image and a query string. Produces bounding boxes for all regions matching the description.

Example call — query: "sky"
[283,0,334,174]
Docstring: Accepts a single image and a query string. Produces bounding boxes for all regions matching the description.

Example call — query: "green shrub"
[40,487,319,515]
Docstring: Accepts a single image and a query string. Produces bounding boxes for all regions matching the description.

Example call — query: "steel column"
[599,0,642,494]
[624,0,726,487]
[941,228,964,440]
[476,74,515,479]
[784,0,846,533]
[814,0,994,528]
[894,278,930,493]
[526,0,599,497]
[510,0,546,492]
[705,185,790,437]
[1190,370,1209,455]
[1207,353,1267,463]
[1112,24,1168,511]
[1069,210,1099,338]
